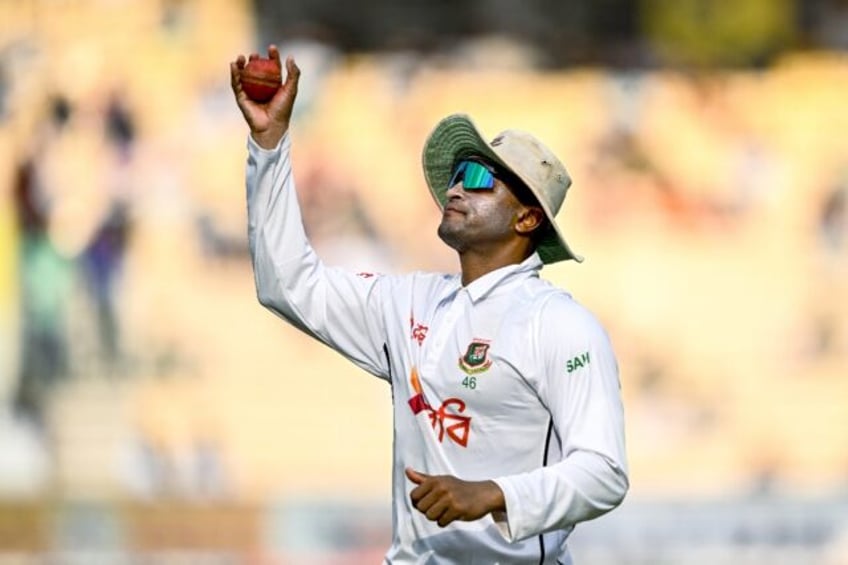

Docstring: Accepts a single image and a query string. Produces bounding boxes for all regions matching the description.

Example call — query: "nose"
[446,182,464,198]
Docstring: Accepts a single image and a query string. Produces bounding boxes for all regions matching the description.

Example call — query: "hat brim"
[421,114,582,264]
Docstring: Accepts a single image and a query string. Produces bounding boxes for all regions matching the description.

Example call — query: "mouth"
[443,204,466,216]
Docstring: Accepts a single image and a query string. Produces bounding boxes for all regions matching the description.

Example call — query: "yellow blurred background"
[1,0,847,563]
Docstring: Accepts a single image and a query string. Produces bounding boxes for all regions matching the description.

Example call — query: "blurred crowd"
[0,0,846,537]
[1,1,847,562]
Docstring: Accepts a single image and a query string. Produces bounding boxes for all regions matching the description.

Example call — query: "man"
[231,45,628,564]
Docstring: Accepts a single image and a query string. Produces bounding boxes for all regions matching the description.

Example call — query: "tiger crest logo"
[458,340,492,375]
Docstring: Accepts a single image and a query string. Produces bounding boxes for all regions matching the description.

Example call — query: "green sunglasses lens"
[448,160,495,190]
[463,161,495,190]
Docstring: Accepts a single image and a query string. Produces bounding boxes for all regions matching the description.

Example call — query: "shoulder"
[531,283,612,347]
[368,269,459,301]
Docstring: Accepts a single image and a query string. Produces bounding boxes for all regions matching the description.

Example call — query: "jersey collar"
[463,252,543,303]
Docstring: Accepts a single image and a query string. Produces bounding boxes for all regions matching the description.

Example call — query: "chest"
[402,291,545,424]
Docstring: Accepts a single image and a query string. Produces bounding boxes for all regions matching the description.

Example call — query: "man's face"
[437,160,526,254]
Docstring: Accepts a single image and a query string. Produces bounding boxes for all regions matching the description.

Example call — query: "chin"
[437,223,466,252]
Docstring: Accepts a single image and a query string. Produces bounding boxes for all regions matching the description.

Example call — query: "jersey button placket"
[422,290,468,379]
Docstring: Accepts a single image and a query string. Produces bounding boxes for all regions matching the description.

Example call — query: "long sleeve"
[246,132,391,380]
[492,294,629,542]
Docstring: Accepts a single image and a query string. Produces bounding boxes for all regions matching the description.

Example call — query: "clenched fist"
[406,467,506,528]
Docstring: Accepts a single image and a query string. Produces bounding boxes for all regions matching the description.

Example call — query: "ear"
[514,206,545,236]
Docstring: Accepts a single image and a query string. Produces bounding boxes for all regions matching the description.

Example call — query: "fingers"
[229,55,248,92]
[405,467,427,485]
[437,507,461,528]
[406,474,499,528]
[424,497,450,523]
[408,473,432,507]
[229,61,239,89]
[410,477,455,527]
[415,485,441,513]
[268,44,281,65]
[407,472,461,528]
[421,498,460,527]
[409,478,463,528]
[283,56,301,94]
[229,60,247,105]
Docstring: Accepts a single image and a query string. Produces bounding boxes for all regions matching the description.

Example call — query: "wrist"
[251,125,287,150]
[483,480,506,513]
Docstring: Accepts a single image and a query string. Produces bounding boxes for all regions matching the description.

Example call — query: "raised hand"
[230,44,301,149]
[406,468,506,528]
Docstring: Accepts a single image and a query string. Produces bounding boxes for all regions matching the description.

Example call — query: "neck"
[458,244,533,286]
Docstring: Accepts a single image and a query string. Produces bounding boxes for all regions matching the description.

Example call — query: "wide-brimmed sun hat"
[422,113,582,264]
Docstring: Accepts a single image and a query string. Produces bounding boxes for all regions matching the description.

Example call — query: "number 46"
[462,376,477,389]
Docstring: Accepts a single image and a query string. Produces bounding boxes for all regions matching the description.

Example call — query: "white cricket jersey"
[246,133,629,564]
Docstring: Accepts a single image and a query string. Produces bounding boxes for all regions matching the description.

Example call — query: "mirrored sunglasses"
[448,160,497,191]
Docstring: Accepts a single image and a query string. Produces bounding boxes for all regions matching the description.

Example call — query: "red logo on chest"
[409,316,428,346]
[407,368,471,447]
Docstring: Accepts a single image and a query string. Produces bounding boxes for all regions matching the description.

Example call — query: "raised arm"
[231,46,391,380]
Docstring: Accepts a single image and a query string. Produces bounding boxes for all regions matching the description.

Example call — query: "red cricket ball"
[240,57,282,102]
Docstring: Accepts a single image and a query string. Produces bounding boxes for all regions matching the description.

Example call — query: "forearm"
[247,131,332,336]
[492,450,628,542]
[244,132,390,377]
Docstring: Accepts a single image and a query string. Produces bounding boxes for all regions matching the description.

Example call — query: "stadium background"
[1,0,847,563]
